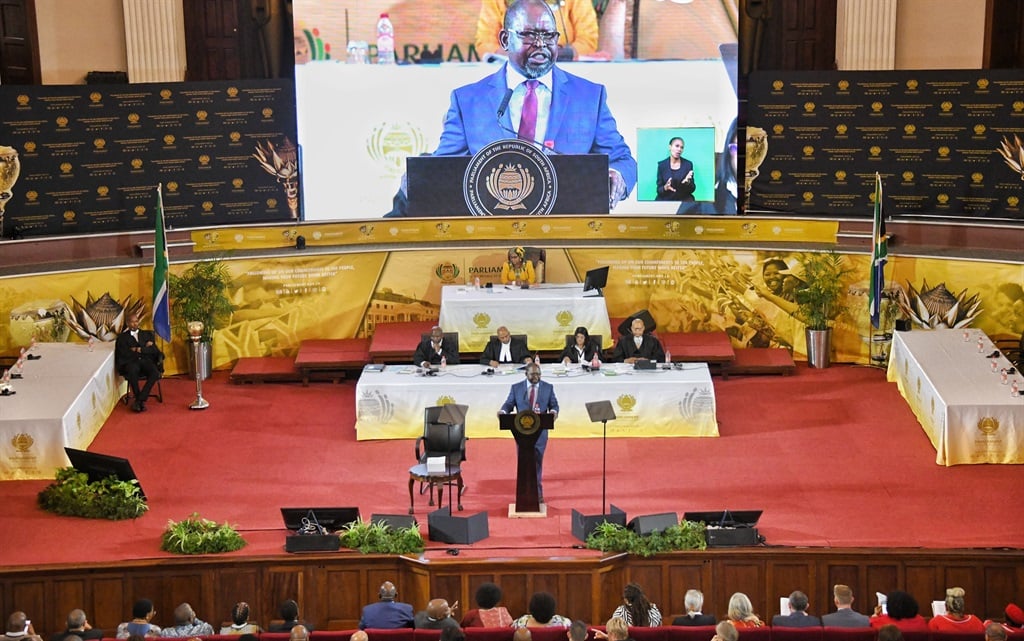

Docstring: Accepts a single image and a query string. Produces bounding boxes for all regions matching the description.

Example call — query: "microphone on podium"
[496,87,514,119]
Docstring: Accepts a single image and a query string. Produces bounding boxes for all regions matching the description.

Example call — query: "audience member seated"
[512,592,571,628]
[114,313,164,413]
[159,603,213,637]
[513,629,533,641]
[568,620,588,641]
[821,584,870,628]
[726,592,764,629]
[480,326,532,367]
[985,622,1009,641]
[560,326,600,365]
[51,609,103,641]
[414,326,460,368]
[360,581,414,629]
[502,247,536,287]
[349,632,368,641]
[268,600,314,633]
[612,582,662,626]
[441,627,467,641]
[221,602,260,635]
[870,591,928,632]
[289,625,310,641]
[415,598,461,632]
[594,617,630,641]
[116,599,161,638]
[611,317,665,364]
[877,624,903,641]
[714,620,739,641]
[772,590,821,627]
[929,586,984,633]
[461,582,513,628]
[985,604,1024,635]
[672,589,715,626]
[6,612,43,641]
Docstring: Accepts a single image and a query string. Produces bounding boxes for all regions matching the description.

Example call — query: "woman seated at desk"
[502,246,535,287]
[560,326,600,365]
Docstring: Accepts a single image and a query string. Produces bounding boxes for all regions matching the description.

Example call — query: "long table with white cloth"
[886,328,1024,465]
[355,362,718,440]
[437,284,614,353]
[0,342,122,480]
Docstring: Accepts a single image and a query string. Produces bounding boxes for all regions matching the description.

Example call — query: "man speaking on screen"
[432,0,637,210]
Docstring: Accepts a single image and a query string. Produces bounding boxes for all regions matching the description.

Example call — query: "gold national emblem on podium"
[464,140,556,216]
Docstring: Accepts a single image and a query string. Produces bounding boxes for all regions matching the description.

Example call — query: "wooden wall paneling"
[324,567,366,631]
[665,560,710,620]
[491,572,530,619]
[594,561,627,624]
[983,566,1020,623]
[10,579,46,629]
[50,579,85,635]
[714,561,765,621]
[822,563,863,620]
[864,563,900,605]
[562,571,594,623]
[769,562,819,619]
[162,572,205,625]
[265,565,305,630]
[904,563,941,611]
[91,576,127,636]
[210,568,262,632]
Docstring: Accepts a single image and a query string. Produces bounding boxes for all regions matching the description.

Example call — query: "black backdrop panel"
[746,70,1024,220]
[0,79,297,238]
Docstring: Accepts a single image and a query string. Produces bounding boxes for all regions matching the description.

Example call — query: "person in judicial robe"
[559,326,600,364]
[611,317,665,363]
[480,325,533,366]
[413,326,460,368]
[114,313,163,412]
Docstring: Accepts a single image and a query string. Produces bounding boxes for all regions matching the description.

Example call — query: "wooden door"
[0,0,41,84]
[987,0,1024,68]
[742,0,837,71]
[183,0,244,81]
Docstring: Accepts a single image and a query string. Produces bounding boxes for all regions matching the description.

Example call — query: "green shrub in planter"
[585,520,706,557]
[339,519,425,555]
[37,467,147,520]
[161,512,246,554]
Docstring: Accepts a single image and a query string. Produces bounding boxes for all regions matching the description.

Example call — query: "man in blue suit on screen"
[499,363,559,501]
[433,0,637,210]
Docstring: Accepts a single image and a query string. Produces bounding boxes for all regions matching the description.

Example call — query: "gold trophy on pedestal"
[0,146,22,239]
[744,126,768,195]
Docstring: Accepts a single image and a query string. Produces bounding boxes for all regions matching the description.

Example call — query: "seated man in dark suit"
[480,325,532,367]
[114,313,163,413]
[359,581,414,630]
[772,590,822,627]
[672,589,715,626]
[611,317,664,364]
[821,584,870,628]
[413,326,460,368]
[51,609,103,641]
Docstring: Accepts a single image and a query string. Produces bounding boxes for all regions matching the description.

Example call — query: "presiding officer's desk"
[887,328,1024,465]
[355,362,718,440]
[438,283,614,353]
[0,342,121,480]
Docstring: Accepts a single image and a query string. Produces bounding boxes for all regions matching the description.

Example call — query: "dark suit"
[479,336,531,365]
[559,339,600,364]
[611,334,665,363]
[821,609,871,628]
[656,156,696,201]
[359,600,414,630]
[672,613,716,626]
[114,327,163,405]
[500,378,559,497]
[413,338,460,367]
[51,630,104,641]
[771,612,822,627]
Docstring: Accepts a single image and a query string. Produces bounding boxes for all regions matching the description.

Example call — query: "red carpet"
[2,363,1023,568]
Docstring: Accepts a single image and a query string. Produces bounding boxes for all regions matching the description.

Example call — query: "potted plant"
[168,259,235,378]
[793,251,853,368]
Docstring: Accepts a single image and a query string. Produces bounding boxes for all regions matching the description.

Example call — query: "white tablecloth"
[0,342,121,480]
[887,328,1024,465]
[355,362,718,440]
[438,284,613,352]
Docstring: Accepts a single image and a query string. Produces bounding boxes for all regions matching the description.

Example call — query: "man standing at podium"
[433,0,637,210]
[499,363,559,501]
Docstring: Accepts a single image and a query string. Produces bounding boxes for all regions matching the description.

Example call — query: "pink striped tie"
[518,80,539,142]
[528,384,536,410]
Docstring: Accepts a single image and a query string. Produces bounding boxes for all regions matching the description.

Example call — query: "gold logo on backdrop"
[167,181,178,192]
[742,223,757,235]
[802,146,814,156]
[11,433,33,452]
[803,102,815,113]
[617,395,637,412]
[89,92,101,103]
[281,229,298,242]
[128,113,140,124]
[163,134,175,145]
[227,87,239,97]
[56,116,69,127]
[262,108,273,119]
[902,171,914,182]
[203,231,219,243]
[937,194,949,204]
[998,135,1024,179]
[17,94,29,106]
[770,170,782,180]
[772,80,784,91]
[938,146,950,158]
[837,80,849,91]
[24,141,36,153]
[160,89,172,99]
[26,191,38,202]
[1008,196,1019,207]
[59,162,72,174]
[134,205,145,215]
[93,138,106,149]
[871,102,883,113]
[940,101,953,112]
[63,210,75,221]
[834,170,846,181]
[512,221,527,233]
[230,131,241,142]
[473,313,491,328]
[971,173,983,184]
[267,197,277,208]
[555,310,573,327]
[588,220,602,232]
[836,124,848,135]
[435,222,450,234]
[359,224,374,236]
[202,201,214,212]
[1014,101,1024,113]
[487,164,534,211]
[131,158,143,169]
[906,79,918,90]
[802,192,814,202]
[977,417,999,435]
[367,122,428,177]
[904,124,916,135]
[869,146,881,157]
[973,124,986,135]
[97,186,109,197]
[435,262,460,283]
[977,78,989,89]
[772,124,784,135]
[196,110,208,121]
[436,395,457,407]
[232,178,243,189]
[198,155,210,166]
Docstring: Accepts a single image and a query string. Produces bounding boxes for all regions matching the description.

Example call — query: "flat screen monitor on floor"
[583,266,609,296]
[280,507,360,532]
[64,447,146,501]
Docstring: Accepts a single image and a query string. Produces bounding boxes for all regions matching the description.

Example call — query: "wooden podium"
[499,410,554,516]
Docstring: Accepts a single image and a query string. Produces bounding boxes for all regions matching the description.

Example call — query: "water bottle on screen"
[665,349,672,365]
[440,355,447,370]
[376,13,395,65]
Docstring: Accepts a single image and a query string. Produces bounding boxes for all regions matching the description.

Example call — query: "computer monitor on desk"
[582,266,609,297]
